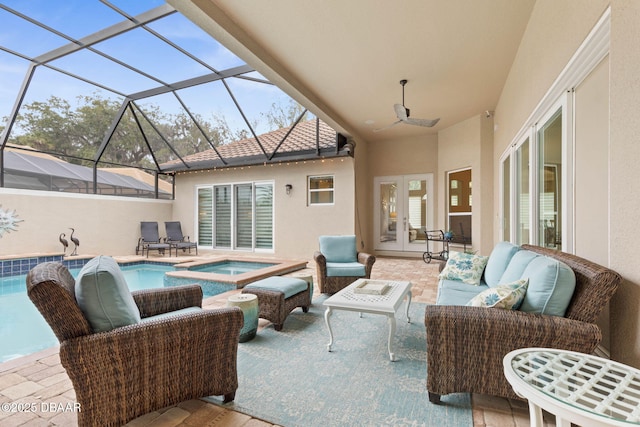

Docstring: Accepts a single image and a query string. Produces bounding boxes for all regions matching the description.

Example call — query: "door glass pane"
[379,182,397,243]
[516,139,530,244]
[448,169,472,245]
[407,179,427,244]
[538,109,562,250]
[235,184,253,249]
[502,156,511,240]
[214,185,231,247]
[197,188,212,246]
[255,183,273,249]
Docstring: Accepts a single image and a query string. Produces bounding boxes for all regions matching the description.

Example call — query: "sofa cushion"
[326,262,366,277]
[467,279,529,309]
[498,250,540,285]
[439,251,489,286]
[319,235,358,263]
[484,242,520,287]
[436,280,488,305]
[519,256,576,316]
[75,255,141,333]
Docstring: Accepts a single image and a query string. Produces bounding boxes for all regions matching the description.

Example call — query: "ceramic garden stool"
[241,276,311,331]
[291,272,314,304]
[226,293,259,342]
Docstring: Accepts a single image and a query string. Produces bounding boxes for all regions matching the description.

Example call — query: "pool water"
[188,260,276,275]
[0,263,192,363]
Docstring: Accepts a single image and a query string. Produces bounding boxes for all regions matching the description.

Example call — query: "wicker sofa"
[425,244,621,403]
[27,261,243,427]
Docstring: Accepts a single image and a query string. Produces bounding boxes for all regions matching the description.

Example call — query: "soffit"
[174,0,535,142]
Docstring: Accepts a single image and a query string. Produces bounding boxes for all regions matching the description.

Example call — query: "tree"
[260,99,309,130]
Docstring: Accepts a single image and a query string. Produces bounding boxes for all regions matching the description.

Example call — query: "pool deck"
[0,255,542,427]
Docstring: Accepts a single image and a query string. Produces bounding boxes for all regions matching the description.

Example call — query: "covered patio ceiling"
[172,0,536,142]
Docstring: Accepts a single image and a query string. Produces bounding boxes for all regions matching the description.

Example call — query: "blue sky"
[0,0,306,139]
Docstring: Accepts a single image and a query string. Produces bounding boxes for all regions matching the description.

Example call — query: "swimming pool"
[188,260,277,275]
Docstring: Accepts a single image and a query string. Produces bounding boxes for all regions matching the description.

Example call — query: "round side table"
[227,293,259,342]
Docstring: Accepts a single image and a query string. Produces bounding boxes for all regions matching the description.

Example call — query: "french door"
[373,174,433,252]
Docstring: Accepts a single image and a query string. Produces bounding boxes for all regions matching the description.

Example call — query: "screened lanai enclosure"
[0,1,346,199]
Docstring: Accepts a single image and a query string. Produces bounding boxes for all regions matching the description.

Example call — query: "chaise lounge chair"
[136,221,170,257]
[165,221,198,256]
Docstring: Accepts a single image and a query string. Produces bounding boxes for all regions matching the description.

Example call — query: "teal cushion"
[484,242,520,287]
[245,276,308,299]
[75,256,141,332]
[319,235,358,263]
[467,279,529,309]
[326,262,366,277]
[498,250,540,285]
[438,251,489,286]
[439,278,488,293]
[141,307,202,323]
[519,256,576,316]
[436,282,488,305]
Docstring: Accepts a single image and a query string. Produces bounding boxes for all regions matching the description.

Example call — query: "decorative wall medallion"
[0,205,23,238]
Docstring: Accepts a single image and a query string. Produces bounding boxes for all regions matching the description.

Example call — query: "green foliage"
[7,92,298,170]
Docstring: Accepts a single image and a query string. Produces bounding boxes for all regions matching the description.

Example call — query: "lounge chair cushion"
[326,262,366,277]
[319,235,358,263]
[519,256,576,317]
[438,251,489,286]
[466,279,529,309]
[483,241,520,287]
[75,255,141,332]
[244,276,308,299]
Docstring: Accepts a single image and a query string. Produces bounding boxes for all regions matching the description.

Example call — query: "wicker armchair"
[27,262,243,427]
[313,235,376,294]
[425,245,621,403]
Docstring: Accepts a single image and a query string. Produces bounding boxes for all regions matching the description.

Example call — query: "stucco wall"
[365,133,439,256]
[0,188,173,257]
[172,157,355,260]
[438,114,494,255]
[494,0,640,367]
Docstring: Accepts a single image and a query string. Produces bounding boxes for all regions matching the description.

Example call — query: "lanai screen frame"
[0,1,346,199]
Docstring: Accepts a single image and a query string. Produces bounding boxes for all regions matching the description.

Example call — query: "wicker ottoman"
[241,276,311,331]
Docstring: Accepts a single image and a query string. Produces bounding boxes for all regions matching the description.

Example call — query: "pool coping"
[167,256,308,287]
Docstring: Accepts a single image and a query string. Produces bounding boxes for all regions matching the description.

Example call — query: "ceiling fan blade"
[373,120,402,132]
[393,104,408,120]
[404,117,440,127]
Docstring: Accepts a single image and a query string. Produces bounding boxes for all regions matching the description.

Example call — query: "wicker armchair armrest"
[357,252,376,277]
[313,251,326,266]
[132,284,203,318]
[60,307,243,427]
[424,305,601,398]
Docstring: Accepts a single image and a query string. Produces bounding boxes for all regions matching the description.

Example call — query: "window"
[308,175,334,205]
[447,168,472,245]
[197,181,273,251]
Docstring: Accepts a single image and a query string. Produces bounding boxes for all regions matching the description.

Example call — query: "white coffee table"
[323,279,412,361]
[503,348,640,427]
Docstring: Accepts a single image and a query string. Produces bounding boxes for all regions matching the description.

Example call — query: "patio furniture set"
[135,221,198,257]
[26,234,630,427]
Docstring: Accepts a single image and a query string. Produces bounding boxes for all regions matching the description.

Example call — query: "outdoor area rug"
[206,296,472,427]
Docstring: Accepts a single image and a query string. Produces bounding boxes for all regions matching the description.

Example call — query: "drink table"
[503,348,640,427]
[323,279,412,361]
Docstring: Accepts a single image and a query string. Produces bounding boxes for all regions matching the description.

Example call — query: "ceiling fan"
[374,79,440,132]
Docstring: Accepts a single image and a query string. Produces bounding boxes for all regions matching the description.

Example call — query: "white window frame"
[499,8,609,253]
[195,180,274,253]
[308,175,335,206]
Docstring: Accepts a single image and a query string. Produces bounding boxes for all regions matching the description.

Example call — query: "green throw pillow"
[75,255,141,332]
[439,251,489,286]
[467,279,529,309]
